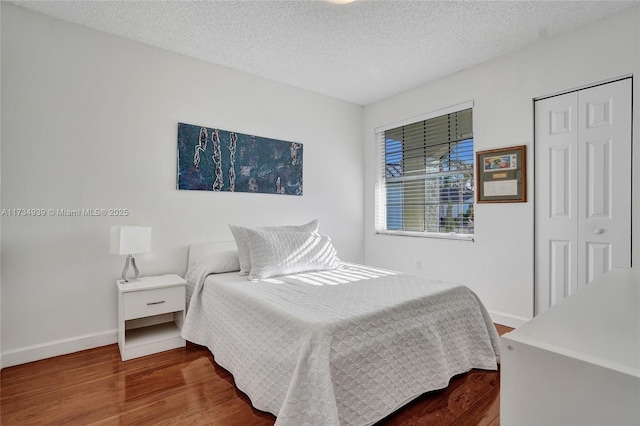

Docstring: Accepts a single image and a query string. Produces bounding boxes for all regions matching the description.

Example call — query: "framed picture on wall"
[476,145,527,203]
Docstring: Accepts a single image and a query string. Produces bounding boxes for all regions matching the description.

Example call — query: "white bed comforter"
[181,263,501,426]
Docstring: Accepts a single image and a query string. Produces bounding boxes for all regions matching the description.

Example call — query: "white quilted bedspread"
[181,263,501,426]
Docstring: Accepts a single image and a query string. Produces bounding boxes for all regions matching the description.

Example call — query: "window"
[375,102,474,238]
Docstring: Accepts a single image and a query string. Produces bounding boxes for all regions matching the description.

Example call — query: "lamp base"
[121,254,141,283]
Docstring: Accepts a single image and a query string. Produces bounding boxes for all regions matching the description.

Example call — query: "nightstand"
[117,274,187,361]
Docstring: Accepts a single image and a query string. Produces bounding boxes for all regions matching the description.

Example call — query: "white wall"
[0,2,3,369]
[363,7,640,327]
[0,4,364,367]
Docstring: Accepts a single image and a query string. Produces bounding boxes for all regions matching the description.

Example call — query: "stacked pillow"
[229,220,339,281]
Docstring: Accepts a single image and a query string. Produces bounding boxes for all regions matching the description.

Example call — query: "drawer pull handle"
[147,300,166,306]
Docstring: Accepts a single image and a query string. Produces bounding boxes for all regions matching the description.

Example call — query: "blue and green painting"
[177,122,303,195]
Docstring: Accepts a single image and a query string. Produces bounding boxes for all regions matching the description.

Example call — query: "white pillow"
[245,229,339,281]
[186,249,240,278]
[229,220,319,275]
[184,249,240,307]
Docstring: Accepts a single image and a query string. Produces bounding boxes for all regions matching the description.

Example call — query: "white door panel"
[584,139,611,218]
[535,92,578,313]
[535,78,632,315]
[586,242,611,283]
[577,80,632,289]
[549,240,573,306]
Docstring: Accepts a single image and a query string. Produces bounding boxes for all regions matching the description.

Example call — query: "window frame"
[374,101,475,242]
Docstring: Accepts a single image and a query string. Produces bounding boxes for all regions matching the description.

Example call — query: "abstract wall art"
[177,122,303,195]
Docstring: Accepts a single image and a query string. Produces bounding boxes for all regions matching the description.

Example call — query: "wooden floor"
[1,325,512,425]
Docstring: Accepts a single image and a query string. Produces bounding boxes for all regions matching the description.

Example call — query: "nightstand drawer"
[123,286,184,320]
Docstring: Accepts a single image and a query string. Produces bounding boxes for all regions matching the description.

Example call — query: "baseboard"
[1,329,117,369]
[489,310,530,329]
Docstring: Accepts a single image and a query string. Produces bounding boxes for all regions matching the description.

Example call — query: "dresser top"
[117,274,186,292]
[504,267,639,377]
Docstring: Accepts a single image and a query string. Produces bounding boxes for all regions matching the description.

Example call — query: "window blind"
[375,105,474,237]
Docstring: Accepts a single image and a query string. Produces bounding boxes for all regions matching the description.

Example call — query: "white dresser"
[501,267,639,426]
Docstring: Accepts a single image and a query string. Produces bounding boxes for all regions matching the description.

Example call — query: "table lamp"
[110,226,152,283]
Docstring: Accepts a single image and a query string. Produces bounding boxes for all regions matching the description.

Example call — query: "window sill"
[375,230,475,242]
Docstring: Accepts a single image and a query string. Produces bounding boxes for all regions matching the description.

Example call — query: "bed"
[181,238,500,426]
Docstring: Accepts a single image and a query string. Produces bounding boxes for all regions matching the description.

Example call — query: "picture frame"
[476,145,527,203]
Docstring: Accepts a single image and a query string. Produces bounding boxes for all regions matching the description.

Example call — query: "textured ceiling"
[10,0,639,105]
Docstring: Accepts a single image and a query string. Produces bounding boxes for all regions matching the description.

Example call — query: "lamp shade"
[110,226,152,255]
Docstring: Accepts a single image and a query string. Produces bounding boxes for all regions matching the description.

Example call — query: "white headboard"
[187,241,237,270]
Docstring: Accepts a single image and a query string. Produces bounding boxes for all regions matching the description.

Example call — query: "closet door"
[535,91,579,314]
[576,81,632,287]
[535,78,632,315]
